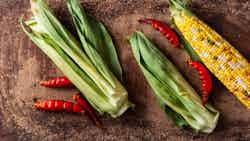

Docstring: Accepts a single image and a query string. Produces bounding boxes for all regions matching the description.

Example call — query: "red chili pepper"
[138,18,180,47]
[187,59,212,104]
[34,99,85,113]
[72,93,102,128]
[40,76,73,88]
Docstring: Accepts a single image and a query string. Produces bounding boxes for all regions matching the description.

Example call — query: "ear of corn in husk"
[20,0,133,118]
[129,31,219,133]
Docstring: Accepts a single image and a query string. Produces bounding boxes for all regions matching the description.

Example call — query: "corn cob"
[169,0,250,108]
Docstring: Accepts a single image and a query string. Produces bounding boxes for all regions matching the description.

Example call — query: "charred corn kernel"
[170,0,250,108]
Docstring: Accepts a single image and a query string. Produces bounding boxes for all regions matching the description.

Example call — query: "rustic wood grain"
[0,0,250,141]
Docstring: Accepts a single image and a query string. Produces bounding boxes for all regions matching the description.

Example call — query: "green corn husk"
[66,0,122,80]
[20,0,133,118]
[129,31,219,133]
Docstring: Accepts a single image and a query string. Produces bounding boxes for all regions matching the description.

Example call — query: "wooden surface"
[0,0,250,141]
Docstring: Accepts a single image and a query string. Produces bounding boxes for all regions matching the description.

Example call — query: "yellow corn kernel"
[174,11,250,108]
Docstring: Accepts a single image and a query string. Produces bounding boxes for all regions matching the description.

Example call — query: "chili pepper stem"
[138,19,151,24]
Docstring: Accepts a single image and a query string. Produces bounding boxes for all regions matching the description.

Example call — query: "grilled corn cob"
[169,0,250,108]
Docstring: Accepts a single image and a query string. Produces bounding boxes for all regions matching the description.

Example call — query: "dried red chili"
[34,99,85,113]
[40,76,73,88]
[138,18,180,47]
[72,93,102,127]
[187,59,212,104]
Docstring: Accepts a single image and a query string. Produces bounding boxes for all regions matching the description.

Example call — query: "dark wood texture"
[0,0,250,141]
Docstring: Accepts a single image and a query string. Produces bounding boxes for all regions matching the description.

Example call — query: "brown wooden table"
[0,0,250,140]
